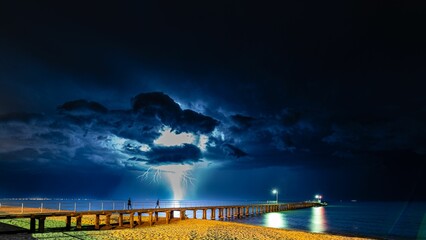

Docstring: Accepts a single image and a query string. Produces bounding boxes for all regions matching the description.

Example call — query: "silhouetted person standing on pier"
[155,199,160,208]
[128,198,132,210]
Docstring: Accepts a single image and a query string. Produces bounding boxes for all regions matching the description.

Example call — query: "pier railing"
[0,200,268,214]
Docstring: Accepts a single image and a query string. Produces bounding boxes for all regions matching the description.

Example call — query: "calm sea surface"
[233,201,426,240]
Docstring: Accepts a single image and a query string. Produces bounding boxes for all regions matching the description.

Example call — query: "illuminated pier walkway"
[0,202,322,233]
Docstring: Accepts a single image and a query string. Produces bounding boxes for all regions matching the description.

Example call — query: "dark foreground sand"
[0,207,374,240]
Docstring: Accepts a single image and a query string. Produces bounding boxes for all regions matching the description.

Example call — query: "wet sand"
[1,207,374,240]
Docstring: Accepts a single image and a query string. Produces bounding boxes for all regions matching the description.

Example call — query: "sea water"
[234,201,426,240]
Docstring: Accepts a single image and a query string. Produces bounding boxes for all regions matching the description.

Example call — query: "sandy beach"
[0,207,374,240]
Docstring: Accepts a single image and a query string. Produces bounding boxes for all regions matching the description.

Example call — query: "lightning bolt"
[138,164,197,200]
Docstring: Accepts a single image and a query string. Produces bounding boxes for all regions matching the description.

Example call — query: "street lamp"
[272,189,278,203]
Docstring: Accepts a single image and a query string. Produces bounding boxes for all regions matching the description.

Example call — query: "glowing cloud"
[139,144,151,152]
[154,126,195,147]
[196,134,209,152]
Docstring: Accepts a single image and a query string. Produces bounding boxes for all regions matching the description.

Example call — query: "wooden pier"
[0,202,322,233]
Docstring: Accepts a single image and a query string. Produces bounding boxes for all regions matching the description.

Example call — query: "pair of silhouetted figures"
[127,198,160,209]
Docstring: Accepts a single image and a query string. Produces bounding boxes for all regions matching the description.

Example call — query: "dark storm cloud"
[230,114,255,130]
[146,144,202,165]
[0,91,320,172]
[58,99,108,115]
[1,90,424,174]
[0,92,222,171]
[132,92,219,134]
[222,144,247,158]
[132,92,181,118]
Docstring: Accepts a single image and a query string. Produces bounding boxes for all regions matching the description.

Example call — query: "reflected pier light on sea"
[310,206,328,233]
[265,212,288,229]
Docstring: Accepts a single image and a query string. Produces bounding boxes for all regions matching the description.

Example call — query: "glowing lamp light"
[315,194,323,203]
[272,189,279,203]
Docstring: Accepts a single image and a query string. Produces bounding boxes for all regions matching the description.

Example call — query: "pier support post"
[202,209,206,219]
[95,214,100,230]
[155,212,159,222]
[148,212,153,226]
[210,208,215,220]
[76,215,82,230]
[245,207,249,216]
[193,209,197,219]
[166,211,170,224]
[171,211,174,219]
[129,212,134,228]
[138,212,142,225]
[119,213,123,227]
[66,216,71,230]
[105,214,111,229]
[219,208,224,220]
[38,217,46,233]
[227,208,231,218]
[30,217,36,233]
[180,210,185,220]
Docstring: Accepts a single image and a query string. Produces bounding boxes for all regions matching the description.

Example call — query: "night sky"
[0,1,425,201]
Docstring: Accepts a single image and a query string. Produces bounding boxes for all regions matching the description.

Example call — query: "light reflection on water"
[265,212,287,228]
[310,206,327,233]
[260,206,327,233]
